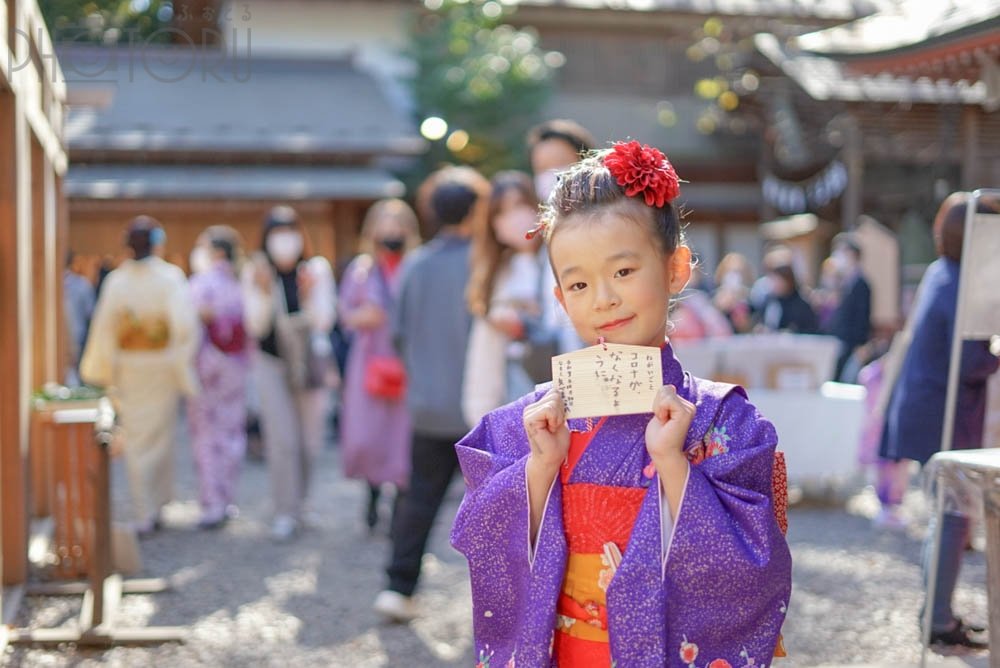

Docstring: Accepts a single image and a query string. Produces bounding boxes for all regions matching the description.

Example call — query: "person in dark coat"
[880,192,1000,648]
[757,263,819,334]
[826,233,872,381]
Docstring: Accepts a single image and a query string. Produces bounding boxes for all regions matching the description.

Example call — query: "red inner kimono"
[555,419,646,667]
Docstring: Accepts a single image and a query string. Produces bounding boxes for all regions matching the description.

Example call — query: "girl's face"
[549,211,691,348]
[493,190,538,253]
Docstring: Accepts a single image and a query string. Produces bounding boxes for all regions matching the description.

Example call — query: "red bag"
[364,356,406,400]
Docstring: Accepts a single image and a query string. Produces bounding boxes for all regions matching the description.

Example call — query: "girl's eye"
[568,282,587,292]
[615,267,635,278]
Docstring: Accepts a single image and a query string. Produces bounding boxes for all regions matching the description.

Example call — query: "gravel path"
[2,425,990,667]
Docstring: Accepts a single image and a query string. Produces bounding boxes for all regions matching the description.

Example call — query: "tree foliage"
[407,0,561,176]
[39,0,174,44]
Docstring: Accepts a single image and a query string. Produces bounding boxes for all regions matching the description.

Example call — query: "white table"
[749,383,867,483]
[673,336,865,484]
[925,448,1000,667]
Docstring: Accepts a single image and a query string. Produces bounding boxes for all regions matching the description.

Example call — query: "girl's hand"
[523,389,570,473]
[645,385,696,464]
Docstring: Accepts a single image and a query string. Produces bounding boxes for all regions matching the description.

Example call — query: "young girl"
[187,225,250,529]
[451,141,791,667]
[463,171,544,426]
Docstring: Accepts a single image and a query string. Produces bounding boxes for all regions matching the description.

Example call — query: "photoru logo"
[7,26,253,84]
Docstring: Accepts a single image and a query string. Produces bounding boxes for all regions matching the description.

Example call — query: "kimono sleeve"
[80,272,123,389]
[450,405,564,666]
[166,266,201,396]
[663,391,792,665]
[338,257,376,334]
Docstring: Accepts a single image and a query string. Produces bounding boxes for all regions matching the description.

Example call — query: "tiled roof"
[65,165,405,200]
[755,33,988,104]
[507,0,879,20]
[60,46,425,157]
[794,0,1000,56]
[544,92,758,163]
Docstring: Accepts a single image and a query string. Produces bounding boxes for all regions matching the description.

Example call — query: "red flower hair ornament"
[604,140,681,208]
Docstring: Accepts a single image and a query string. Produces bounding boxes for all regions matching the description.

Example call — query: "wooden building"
[213,0,880,272]
[1,0,68,607]
[752,2,999,259]
[60,45,425,278]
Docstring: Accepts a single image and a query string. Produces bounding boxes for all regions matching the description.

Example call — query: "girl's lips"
[598,315,634,331]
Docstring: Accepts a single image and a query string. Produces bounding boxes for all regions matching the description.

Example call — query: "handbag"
[362,266,407,400]
[273,272,327,390]
[364,355,407,400]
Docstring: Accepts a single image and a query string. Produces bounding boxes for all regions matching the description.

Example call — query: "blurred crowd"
[60,119,999,641]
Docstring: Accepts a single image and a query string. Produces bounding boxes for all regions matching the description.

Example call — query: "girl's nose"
[594,281,621,310]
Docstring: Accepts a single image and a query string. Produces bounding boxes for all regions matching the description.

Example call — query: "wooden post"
[0,84,29,587]
[841,112,864,231]
[961,106,981,191]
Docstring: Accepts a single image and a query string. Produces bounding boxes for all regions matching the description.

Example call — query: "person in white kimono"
[80,216,200,535]
[242,205,336,542]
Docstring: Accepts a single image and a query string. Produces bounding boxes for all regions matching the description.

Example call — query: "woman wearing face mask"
[337,199,420,533]
[187,226,249,529]
[462,171,544,426]
[80,216,200,535]
[242,206,336,542]
[520,120,596,357]
[757,263,819,335]
[712,252,755,334]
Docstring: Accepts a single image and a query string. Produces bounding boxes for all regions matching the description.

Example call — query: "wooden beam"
[961,106,981,190]
[31,136,46,388]
[841,113,864,230]
[0,85,27,586]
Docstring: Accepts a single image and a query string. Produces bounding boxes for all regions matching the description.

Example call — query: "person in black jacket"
[758,263,819,335]
[826,233,872,381]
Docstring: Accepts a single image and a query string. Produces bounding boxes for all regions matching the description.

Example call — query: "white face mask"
[266,230,303,266]
[533,169,560,203]
[189,245,213,275]
[832,249,854,272]
[494,205,539,252]
[722,271,743,289]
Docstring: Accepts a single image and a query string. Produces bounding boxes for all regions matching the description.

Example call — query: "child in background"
[451,142,791,667]
[463,171,544,426]
[187,225,249,529]
[856,354,911,530]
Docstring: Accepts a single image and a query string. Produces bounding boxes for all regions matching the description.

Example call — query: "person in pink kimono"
[338,199,421,532]
[187,226,250,529]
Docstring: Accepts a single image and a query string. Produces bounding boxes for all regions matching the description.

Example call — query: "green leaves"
[407,0,561,175]
[39,0,174,44]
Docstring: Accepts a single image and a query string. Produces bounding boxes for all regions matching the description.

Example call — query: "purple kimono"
[338,254,411,488]
[451,344,791,667]
[187,261,249,518]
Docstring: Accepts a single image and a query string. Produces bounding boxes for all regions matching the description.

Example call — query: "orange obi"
[117,311,170,351]
[554,425,646,668]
